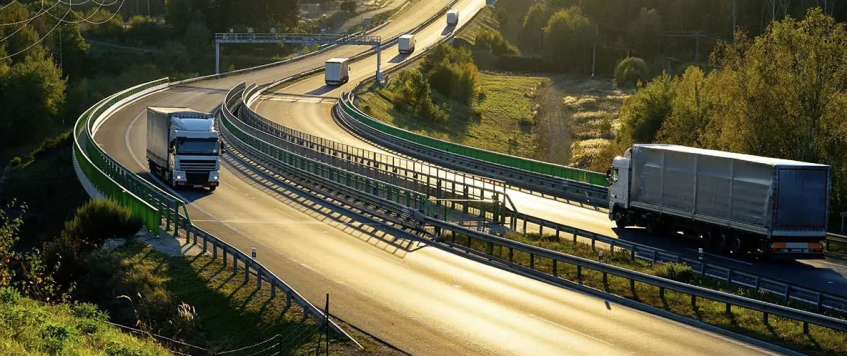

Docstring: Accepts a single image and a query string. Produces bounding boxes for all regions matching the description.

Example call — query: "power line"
[0,0,65,27]
[0,4,72,60]
[46,0,125,25]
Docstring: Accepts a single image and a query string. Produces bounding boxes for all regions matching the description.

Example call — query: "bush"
[475,30,519,56]
[340,0,356,13]
[423,46,481,105]
[30,131,72,161]
[60,199,141,247]
[654,262,697,284]
[9,156,21,167]
[0,287,22,304]
[614,57,650,89]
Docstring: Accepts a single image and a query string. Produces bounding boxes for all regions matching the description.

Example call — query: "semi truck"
[607,144,829,259]
[398,34,416,54]
[446,10,459,26]
[146,107,222,191]
[325,58,350,86]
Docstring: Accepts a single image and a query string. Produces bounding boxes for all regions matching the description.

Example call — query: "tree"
[617,72,676,148]
[50,22,90,80]
[542,7,599,72]
[0,53,67,145]
[626,8,663,58]
[521,3,549,51]
[0,2,44,63]
[614,57,649,89]
[340,1,357,14]
[656,66,712,147]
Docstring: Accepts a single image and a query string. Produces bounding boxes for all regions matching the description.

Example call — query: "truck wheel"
[730,235,745,253]
[209,186,216,192]
[645,219,659,235]
[711,232,729,252]
[614,211,627,229]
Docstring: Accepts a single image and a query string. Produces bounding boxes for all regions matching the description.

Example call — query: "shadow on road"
[220,150,428,258]
[389,53,409,64]
[441,25,456,36]
[306,85,340,96]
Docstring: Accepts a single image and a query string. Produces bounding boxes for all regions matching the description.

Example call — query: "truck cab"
[398,34,416,54]
[146,107,222,192]
[325,58,350,86]
[607,149,632,227]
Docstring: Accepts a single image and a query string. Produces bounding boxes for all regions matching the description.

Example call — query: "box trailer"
[607,144,829,258]
[325,58,350,86]
[147,107,222,191]
[446,10,459,26]
[398,34,415,54]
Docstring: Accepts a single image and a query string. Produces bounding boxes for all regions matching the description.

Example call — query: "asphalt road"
[253,0,847,298]
[94,1,784,355]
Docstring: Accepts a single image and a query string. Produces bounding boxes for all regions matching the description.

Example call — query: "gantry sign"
[214,30,384,81]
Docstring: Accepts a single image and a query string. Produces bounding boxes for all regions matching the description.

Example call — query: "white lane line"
[686,249,753,266]
[221,181,239,191]
[528,313,614,347]
[126,109,150,170]
[274,208,297,220]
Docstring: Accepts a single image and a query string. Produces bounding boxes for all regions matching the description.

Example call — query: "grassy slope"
[0,293,172,355]
[559,78,627,170]
[100,241,400,355]
[360,73,546,158]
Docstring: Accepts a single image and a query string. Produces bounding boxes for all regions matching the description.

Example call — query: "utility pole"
[732,0,737,44]
[591,42,596,78]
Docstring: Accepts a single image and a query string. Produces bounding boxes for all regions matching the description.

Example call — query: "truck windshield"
[176,138,219,155]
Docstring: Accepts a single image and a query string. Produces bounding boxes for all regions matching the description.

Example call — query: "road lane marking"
[528,313,614,346]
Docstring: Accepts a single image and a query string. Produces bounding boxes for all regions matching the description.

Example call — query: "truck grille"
[179,160,216,172]
[186,172,209,185]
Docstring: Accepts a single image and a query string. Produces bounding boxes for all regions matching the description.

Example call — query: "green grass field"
[359,72,547,159]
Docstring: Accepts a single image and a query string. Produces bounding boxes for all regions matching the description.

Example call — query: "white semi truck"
[146,107,222,191]
[325,58,350,86]
[607,144,830,259]
[398,34,416,54]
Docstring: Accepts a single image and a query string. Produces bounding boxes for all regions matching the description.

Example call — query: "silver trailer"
[608,144,829,258]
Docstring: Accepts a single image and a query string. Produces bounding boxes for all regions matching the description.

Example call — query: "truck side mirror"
[605,168,612,183]
[168,147,174,154]
[220,142,226,155]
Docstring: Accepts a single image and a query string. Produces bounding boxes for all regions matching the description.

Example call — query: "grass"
[0,288,172,355]
[91,240,401,355]
[554,77,627,170]
[359,72,548,159]
[443,231,847,356]
[456,6,501,45]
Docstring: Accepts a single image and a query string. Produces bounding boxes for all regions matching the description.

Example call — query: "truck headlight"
[176,175,183,180]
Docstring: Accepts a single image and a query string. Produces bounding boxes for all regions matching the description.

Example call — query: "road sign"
[251,247,257,260]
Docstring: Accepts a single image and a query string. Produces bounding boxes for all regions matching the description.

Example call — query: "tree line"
[601,9,847,228]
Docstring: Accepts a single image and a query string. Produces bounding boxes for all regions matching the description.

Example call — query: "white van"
[446,10,459,26]
[398,34,416,54]
[325,58,350,86]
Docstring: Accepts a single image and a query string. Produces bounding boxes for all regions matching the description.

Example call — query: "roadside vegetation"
[447,231,847,356]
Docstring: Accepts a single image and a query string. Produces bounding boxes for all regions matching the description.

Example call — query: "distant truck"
[146,107,222,191]
[607,144,829,259]
[325,58,350,86]
[446,10,459,26]
[398,34,416,54]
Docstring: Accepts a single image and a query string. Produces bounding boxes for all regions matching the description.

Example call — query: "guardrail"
[223,79,847,341]
[427,218,847,333]
[72,78,359,346]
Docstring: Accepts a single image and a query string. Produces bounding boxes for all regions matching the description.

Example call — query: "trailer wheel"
[645,218,660,235]
[730,235,744,253]
[614,211,627,229]
[711,232,729,252]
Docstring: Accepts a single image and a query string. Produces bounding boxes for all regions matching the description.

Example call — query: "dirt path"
[543,78,572,165]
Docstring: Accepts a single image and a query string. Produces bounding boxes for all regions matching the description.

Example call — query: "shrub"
[475,30,519,56]
[340,0,356,13]
[614,57,650,89]
[654,262,696,284]
[9,156,21,167]
[0,287,22,304]
[60,199,141,247]
[30,131,72,161]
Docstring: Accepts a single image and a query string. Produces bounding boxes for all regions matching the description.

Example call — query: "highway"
[93,0,787,355]
[253,0,847,297]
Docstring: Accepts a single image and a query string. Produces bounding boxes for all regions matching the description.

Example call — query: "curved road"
[97,1,780,355]
[254,4,847,297]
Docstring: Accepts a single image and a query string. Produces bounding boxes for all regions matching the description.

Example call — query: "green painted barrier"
[73,78,191,234]
[340,95,609,187]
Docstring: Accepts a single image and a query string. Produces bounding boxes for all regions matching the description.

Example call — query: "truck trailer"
[607,144,829,259]
[146,107,222,191]
[398,34,416,54]
[446,10,459,26]
[325,58,350,86]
